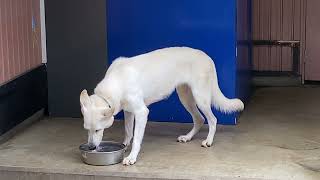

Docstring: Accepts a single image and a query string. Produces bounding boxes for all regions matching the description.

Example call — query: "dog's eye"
[95,129,101,133]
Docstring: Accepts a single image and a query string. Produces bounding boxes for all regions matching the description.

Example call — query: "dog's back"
[107,47,213,83]
[104,47,213,104]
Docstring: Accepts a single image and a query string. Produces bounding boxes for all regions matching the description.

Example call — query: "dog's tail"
[210,62,244,113]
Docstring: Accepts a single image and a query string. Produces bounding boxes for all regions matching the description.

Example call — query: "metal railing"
[252,40,300,75]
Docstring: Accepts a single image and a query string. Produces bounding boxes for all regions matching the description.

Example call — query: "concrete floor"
[0,87,320,180]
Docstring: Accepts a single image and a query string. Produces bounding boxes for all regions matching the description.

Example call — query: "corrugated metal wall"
[0,0,42,85]
[305,0,320,81]
[252,0,306,73]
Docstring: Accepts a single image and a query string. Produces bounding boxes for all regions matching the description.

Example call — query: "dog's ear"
[80,89,90,107]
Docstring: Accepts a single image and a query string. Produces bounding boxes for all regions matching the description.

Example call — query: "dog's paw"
[123,155,136,165]
[201,140,213,148]
[177,135,191,143]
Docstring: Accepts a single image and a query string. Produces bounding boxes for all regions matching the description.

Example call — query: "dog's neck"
[95,94,112,109]
[94,84,122,115]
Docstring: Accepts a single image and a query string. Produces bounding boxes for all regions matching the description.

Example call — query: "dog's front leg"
[123,106,149,165]
[123,111,134,147]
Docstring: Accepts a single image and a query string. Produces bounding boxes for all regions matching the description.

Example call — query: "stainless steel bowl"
[79,141,125,166]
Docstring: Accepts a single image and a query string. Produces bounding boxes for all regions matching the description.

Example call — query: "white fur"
[80,47,244,165]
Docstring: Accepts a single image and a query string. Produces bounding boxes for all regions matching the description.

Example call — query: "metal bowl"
[79,141,125,166]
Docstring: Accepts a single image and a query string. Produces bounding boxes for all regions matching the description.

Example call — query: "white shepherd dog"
[80,47,244,165]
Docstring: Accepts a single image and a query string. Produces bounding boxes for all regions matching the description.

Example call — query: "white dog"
[80,47,244,165]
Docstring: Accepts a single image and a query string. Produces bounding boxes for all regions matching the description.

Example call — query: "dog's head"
[80,89,115,148]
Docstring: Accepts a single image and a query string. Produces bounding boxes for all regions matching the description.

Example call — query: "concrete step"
[252,75,301,87]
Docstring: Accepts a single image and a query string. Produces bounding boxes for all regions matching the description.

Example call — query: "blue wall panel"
[107,1,245,124]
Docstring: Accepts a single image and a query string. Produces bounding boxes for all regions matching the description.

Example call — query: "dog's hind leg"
[192,94,217,147]
[191,75,217,148]
[176,84,205,143]
[196,103,217,147]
